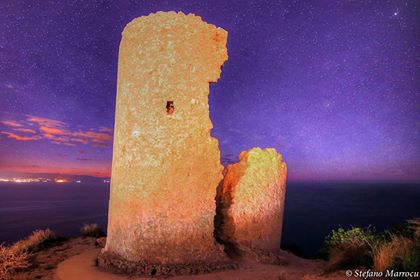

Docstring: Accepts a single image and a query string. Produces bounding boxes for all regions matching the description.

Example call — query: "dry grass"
[0,229,58,279]
[373,241,394,272]
[0,229,58,280]
[325,243,371,272]
[0,243,31,280]
[11,229,57,254]
[80,223,104,238]
[373,235,415,271]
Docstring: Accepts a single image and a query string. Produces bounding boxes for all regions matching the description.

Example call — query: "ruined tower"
[216,148,287,262]
[103,12,229,269]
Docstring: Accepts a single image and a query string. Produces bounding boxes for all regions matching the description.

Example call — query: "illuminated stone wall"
[217,148,287,260]
[104,12,228,265]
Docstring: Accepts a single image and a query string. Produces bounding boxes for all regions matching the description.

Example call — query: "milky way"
[0,0,419,181]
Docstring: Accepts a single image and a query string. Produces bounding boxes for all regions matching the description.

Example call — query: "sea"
[0,181,419,258]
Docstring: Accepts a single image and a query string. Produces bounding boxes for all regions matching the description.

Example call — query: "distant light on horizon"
[0,177,52,183]
[0,176,112,184]
[55,179,68,183]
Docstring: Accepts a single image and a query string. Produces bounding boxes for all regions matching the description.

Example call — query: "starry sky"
[0,0,419,182]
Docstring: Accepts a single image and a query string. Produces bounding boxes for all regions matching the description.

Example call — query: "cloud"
[1,120,22,127]
[0,162,111,178]
[99,127,114,133]
[72,131,112,143]
[27,115,113,148]
[27,115,65,128]
[1,114,113,149]
[54,136,71,143]
[40,126,69,135]
[64,143,76,147]
[14,128,36,134]
[1,132,41,141]
[70,137,89,144]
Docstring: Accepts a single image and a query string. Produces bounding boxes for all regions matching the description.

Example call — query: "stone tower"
[103,11,229,269]
[216,148,287,262]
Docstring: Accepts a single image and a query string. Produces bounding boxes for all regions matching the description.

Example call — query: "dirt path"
[11,237,97,280]
[11,237,348,280]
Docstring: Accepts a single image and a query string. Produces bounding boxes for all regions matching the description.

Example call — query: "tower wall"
[104,12,228,265]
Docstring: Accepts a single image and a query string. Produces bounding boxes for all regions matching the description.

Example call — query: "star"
[392,8,400,17]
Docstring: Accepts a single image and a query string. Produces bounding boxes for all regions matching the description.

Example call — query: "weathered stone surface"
[103,11,229,267]
[216,148,287,261]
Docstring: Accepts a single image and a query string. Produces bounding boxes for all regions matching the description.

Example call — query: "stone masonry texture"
[217,148,287,259]
[104,11,229,265]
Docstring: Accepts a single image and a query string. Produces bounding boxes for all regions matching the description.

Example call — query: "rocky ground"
[8,237,350,280]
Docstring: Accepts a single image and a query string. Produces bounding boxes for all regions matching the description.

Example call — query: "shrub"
[386,221,416,239]
[325,226,377,248]
[324,226,378,271]
[11,229,57,254]
[95,237,107,248]
[374,234,420,272]
[407,218,420,239]
[400,242,420,271]
[0,243,31,280]
[80,223,105,238]
[325,220,420,273]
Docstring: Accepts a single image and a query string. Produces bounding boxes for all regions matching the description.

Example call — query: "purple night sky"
[0,1,419,182]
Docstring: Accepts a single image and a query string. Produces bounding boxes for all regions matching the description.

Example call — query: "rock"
[216,148,287,261]
[103,11,229,270]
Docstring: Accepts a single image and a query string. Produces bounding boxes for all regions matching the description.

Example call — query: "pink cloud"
[14,128,37,134]
[0,162,111,178]
[1,120,22,127]
[1,132,41,141]
[40,126,69,135]
[27,115,65,128]
[2,114,113,149]
[99,127,114,133]
[73,131,113,143]
[70,138,90,144]
[64,143,76,147]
